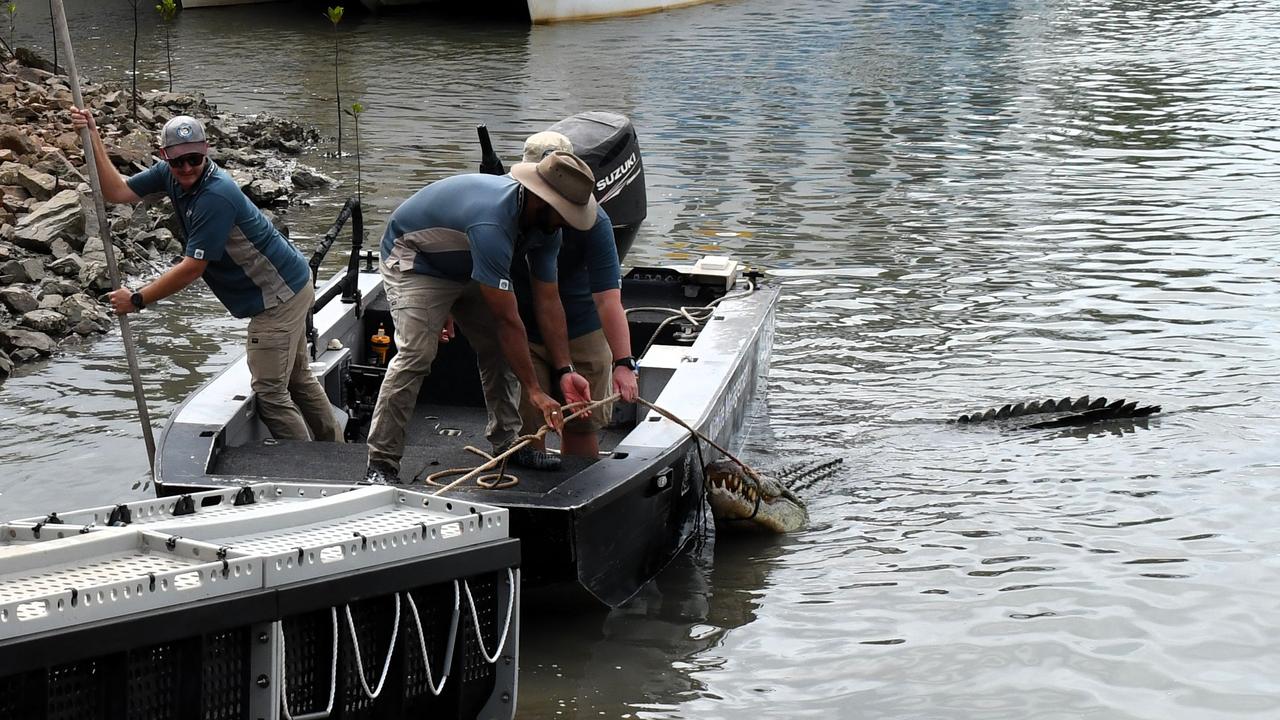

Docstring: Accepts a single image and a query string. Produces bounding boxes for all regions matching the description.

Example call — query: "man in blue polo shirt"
[364,151,598,484]
[510,132,640,471]
[69,108,341,443]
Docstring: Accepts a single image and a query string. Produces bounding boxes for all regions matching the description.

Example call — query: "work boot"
[514,446,562,471]
[363,461,401,485]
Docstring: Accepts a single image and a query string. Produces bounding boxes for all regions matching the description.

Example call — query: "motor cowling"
[547,111,646,261]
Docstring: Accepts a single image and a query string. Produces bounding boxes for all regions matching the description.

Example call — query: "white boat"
[359,0,719,23]
[179,0,281,8]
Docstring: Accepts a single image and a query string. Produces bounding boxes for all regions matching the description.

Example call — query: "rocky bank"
[0,50,334,383]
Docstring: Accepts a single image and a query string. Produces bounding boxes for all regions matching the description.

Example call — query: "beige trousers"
[519,328,613,435]
[366,266,521,471]
[245,282,342,442]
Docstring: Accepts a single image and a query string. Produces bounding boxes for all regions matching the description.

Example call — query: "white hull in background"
[180,0,281,8]
[359,0,719,22]
[526,0,716,23]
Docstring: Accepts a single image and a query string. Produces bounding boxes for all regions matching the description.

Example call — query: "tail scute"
[953,394,1160,427]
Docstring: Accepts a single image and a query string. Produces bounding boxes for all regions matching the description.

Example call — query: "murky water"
[4,0,1280,717]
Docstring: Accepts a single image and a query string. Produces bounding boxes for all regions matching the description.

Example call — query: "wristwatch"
[613,356,639,373]
[130,291,146,310]
[553,365,576,382]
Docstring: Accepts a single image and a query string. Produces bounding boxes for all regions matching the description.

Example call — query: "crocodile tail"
[955,395,1160,425]
[1025,400,1161,429]
[773,457,844,492]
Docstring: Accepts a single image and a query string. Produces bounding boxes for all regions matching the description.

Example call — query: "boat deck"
[213,401,627,496]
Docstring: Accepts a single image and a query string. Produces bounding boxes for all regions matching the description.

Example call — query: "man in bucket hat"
[363,151,597,484]
[506,131,639,471]
[68,108,342,444]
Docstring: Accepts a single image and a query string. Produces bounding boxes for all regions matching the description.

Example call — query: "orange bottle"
[370,324,391,367]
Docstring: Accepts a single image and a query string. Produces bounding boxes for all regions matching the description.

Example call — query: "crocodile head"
[705,459,809,533]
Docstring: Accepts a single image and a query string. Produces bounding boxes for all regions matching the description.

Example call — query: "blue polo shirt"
[515,206,620,344]
[127,161,309,318]
[379,173,560,289]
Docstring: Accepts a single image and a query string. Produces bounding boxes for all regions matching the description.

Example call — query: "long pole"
[50,0,157,472]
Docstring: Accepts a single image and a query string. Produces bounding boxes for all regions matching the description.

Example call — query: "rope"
[427,396,619,496]
[404,582,461,696]
[635,397,763,484]
[344,593,401,700]
[462,568,518,663]
[279,608,339,720]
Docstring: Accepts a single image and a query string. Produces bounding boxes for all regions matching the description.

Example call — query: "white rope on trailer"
[404,581,461,696]
[279,608,339,720]
[344,593,402,700]
[462,568,518,663]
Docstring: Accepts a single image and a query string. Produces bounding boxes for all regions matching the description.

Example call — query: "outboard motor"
[547,112,646,261]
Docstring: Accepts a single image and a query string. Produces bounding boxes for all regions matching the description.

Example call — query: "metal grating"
[0,531,260,641]
[146,487,509,587]
[127,641,180,720]
[200,628,250,720]
[10,483,364,529]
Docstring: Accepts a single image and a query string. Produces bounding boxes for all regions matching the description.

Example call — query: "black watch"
[613,356,638,373]
[553,365,576,382]
[130,291,146,310]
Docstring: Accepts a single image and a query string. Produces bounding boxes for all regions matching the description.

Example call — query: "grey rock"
[10,347,42,363]
[40,279,82,297]
[79,260,112,291]
[0,349,11,379]
[20,309,68,335]
[60,294,111,331]
[16,167,57,201]
[1,327,57,356]
[38,294,63,310]
[0,258,46,284]
[1,287,39,314]
[0,126,40,157]
[291,167,333,190]
[245,179,287,206]
[0,161,23,185]
[108,129,155,168]
[13,189,86,253]
[49,254,86,278]
[49,237,74,258]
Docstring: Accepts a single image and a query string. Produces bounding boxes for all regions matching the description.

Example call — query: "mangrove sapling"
[127,0,140,120]
[325,6,343,158]
[48,0,56,73]
[155,0,175,92]
[5,2,16,50]
[344,101,364,201]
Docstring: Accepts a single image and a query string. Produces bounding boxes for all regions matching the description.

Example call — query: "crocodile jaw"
[705,461,809,533]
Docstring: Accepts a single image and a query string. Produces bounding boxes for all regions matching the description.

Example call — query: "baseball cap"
[159,115,209,157]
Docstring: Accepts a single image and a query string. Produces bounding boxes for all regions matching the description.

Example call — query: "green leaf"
[325,5,344,26]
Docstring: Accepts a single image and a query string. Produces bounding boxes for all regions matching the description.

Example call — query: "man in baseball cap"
[69,106,341,446]
[159,115,209,158]
[362,151,600,484]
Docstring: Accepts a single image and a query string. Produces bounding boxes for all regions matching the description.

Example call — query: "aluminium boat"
[153,113,778,607]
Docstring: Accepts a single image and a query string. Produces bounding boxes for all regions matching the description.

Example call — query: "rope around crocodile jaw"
[416,394,763,494]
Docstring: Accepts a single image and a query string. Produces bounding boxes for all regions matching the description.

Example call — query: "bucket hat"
[510,151,598,231]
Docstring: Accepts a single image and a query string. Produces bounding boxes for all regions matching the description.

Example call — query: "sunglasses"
[168,153,206,169]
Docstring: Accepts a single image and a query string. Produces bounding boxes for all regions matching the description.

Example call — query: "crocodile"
[704,396,1160,534]
[951,395,1160,429]
[705,457,842,534]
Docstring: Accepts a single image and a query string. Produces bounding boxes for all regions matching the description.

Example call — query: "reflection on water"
[4,0,1280,717]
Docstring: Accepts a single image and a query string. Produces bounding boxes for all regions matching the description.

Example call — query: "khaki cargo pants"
[245,282,342,442]
[366,265,521,472]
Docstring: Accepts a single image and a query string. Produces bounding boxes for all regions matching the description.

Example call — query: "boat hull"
[155,258,777,607]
